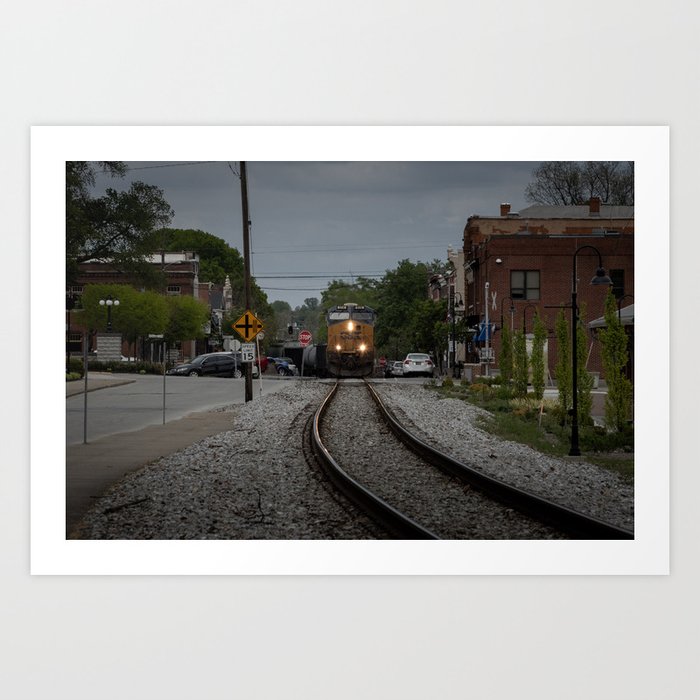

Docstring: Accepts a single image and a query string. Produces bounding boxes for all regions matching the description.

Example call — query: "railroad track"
[310,379,633,540]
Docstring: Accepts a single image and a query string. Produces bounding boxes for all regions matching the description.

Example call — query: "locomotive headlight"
[359,343,366,352]
[347,321,354,331]
[335,344,341,351]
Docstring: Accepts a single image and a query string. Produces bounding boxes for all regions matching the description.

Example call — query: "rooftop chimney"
[589,197,601,216]
[500,203,511,217]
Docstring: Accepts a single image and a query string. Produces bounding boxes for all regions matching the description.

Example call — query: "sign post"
[298,330,312,378]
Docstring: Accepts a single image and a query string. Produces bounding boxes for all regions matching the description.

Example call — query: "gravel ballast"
[74,381,634,539]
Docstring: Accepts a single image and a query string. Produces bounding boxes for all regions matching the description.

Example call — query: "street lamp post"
[617,294,634,323]
[99,295,120,332]
[484,281,490,377]
[500,296,515,331]
[570,246,612,456]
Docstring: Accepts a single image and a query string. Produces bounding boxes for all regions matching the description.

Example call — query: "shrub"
[68,357,84,377]
[442,377,454,389]
[87,360,164,375]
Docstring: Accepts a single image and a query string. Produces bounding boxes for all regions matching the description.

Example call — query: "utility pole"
[240,161,253,403]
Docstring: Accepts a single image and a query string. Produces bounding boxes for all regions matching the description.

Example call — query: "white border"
[31,126,669,575]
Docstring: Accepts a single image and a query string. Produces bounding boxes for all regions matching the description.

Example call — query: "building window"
[511,270,540,300]
[610,269,625,299]
[166,286,181,296]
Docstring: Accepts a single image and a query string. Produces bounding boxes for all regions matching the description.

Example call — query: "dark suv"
[167,352,259,378]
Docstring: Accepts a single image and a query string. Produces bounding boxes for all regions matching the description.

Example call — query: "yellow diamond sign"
[232,310,264,342]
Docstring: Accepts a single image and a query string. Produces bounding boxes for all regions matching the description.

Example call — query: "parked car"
[167,352,259,378]
[402,353,434,377]
[384,360,404,378]
[269,356,298,376]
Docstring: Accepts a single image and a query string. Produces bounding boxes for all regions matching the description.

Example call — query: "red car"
[256,355,269,373]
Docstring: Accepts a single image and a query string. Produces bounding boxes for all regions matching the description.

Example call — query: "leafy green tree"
[411,298,448,365]
[555,309,572,421]
[165,295,210,344]
[513,329,529,398]
[80,284,135,333]
[575,302,594,426]
[373,259,429,358]
[66,162,173,286]
[161,228,244,285]
[531,311,547,400]
[80,284,172,357]
[599,291,633,430]
[499,324,513,383]
[118,291,170,356]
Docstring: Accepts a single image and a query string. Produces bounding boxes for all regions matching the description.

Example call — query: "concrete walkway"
[66,373,245,537]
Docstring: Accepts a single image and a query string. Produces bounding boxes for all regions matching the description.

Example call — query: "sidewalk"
[66,396,239,538]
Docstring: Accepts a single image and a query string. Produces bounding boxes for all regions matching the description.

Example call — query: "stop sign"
[299,330,312,346]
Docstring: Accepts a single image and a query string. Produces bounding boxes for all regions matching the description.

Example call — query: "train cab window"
[328,311,350,322]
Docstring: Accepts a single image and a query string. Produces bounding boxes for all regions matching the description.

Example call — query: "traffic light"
[287,324,293,335]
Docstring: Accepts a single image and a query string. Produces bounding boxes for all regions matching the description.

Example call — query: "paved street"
[66,372,288,444]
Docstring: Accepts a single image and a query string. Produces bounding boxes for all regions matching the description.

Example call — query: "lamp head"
[591,267,613,286]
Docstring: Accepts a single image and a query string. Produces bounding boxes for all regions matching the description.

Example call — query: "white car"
[402,353,435,377]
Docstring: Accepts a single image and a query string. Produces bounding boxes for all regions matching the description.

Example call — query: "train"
[326,303,376,378]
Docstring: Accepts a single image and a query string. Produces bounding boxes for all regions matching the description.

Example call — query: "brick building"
[462,199,634,380]
[67,251,206,360]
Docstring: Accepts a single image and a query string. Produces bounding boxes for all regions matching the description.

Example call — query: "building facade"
[462,199,634,379]
[67,251,204,361]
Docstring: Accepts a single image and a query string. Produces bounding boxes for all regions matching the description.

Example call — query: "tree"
[599,291,633,431]
[513,330,529,398]
[66,161,174,286]
[499,324,513,383]
[530,311,547,400]
[161,228,244,285]
[373,259,429,358]
[165,295,210,344]
[411,298,448,365]
[525,161,634,206]
[554,309,572,421]
[81,284,171,357]
[575,302,594,426]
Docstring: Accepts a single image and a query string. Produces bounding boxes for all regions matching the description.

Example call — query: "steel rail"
[363,380,633,540]
[311,381,439,540]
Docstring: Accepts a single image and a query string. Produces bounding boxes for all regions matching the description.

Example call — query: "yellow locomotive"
[326,303,376,378]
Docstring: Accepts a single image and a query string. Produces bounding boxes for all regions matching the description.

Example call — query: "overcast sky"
[94,161,540,309]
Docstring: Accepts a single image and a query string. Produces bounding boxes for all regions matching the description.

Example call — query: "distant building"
[67,251,204,360]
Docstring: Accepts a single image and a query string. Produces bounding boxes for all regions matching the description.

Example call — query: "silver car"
[402,353,435,377]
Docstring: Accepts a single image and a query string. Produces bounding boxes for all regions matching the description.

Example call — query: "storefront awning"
[588,304,634,329]
[474,322,496,342]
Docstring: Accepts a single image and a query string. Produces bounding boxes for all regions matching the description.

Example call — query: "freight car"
[326,303,376,378]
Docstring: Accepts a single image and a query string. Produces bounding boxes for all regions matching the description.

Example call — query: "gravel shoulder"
[373,383,634,531]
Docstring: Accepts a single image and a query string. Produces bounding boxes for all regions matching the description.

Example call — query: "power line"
[252,242,453,254]
[124,161,219,171]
